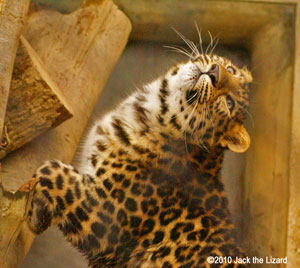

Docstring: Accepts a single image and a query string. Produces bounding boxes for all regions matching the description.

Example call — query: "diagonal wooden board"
[0,0,30,141]
[0,36,73,159]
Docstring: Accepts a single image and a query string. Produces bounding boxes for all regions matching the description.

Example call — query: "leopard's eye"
[226,95,235,113]
[226,65,236,75]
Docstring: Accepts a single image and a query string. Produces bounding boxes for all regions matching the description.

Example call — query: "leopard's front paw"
[27,191,53,234]
[26,161,60,234]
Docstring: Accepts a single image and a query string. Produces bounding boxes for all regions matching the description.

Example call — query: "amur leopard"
[26,44,253,267]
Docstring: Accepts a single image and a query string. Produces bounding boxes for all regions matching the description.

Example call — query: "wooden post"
[242,21,293,260]
[0,0,30,140]
[287,1,300,267]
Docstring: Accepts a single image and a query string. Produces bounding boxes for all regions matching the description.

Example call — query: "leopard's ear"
[220,125,250,153]
[242,65,253,83]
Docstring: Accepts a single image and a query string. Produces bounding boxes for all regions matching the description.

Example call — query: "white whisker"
[182,95,201,154]
[172,27,195,53]
[164,45,192,58]
[205,31,213,54]
[210,37,219,55]
[245,108,255,129]
[194,22,204,55]
[185,92,199,105]
[197,109,209,152]
[171,27,200,58]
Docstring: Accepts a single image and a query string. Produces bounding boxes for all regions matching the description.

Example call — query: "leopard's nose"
[207,64,219,87]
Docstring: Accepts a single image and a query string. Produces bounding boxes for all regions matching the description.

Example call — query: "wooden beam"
[114,0,294,47]
[0,0,30,140]
[243,21,294,260]
[0,36,73,159]
[287,1,300,267]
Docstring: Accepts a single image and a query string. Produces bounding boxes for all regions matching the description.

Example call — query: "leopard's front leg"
[27,160,93,235]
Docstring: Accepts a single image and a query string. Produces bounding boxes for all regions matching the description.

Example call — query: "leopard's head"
[166,53,252,153]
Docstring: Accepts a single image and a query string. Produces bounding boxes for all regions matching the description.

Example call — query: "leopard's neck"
[145,142,226,194]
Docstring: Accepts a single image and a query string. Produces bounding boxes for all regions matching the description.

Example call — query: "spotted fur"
[27,51,252,268]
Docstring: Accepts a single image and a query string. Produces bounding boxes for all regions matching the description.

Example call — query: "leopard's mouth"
[191,62,220,104]
[193,74,214,104]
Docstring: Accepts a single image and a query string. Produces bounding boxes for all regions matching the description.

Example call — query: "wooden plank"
[114,0,294,46]
[286,1,300,267]
[0,36,73,159]
[243,2,300,267]
[0,0,30,140]
[243,20,294,261]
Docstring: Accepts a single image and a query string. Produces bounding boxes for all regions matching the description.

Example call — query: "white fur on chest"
[78,61,198,174]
